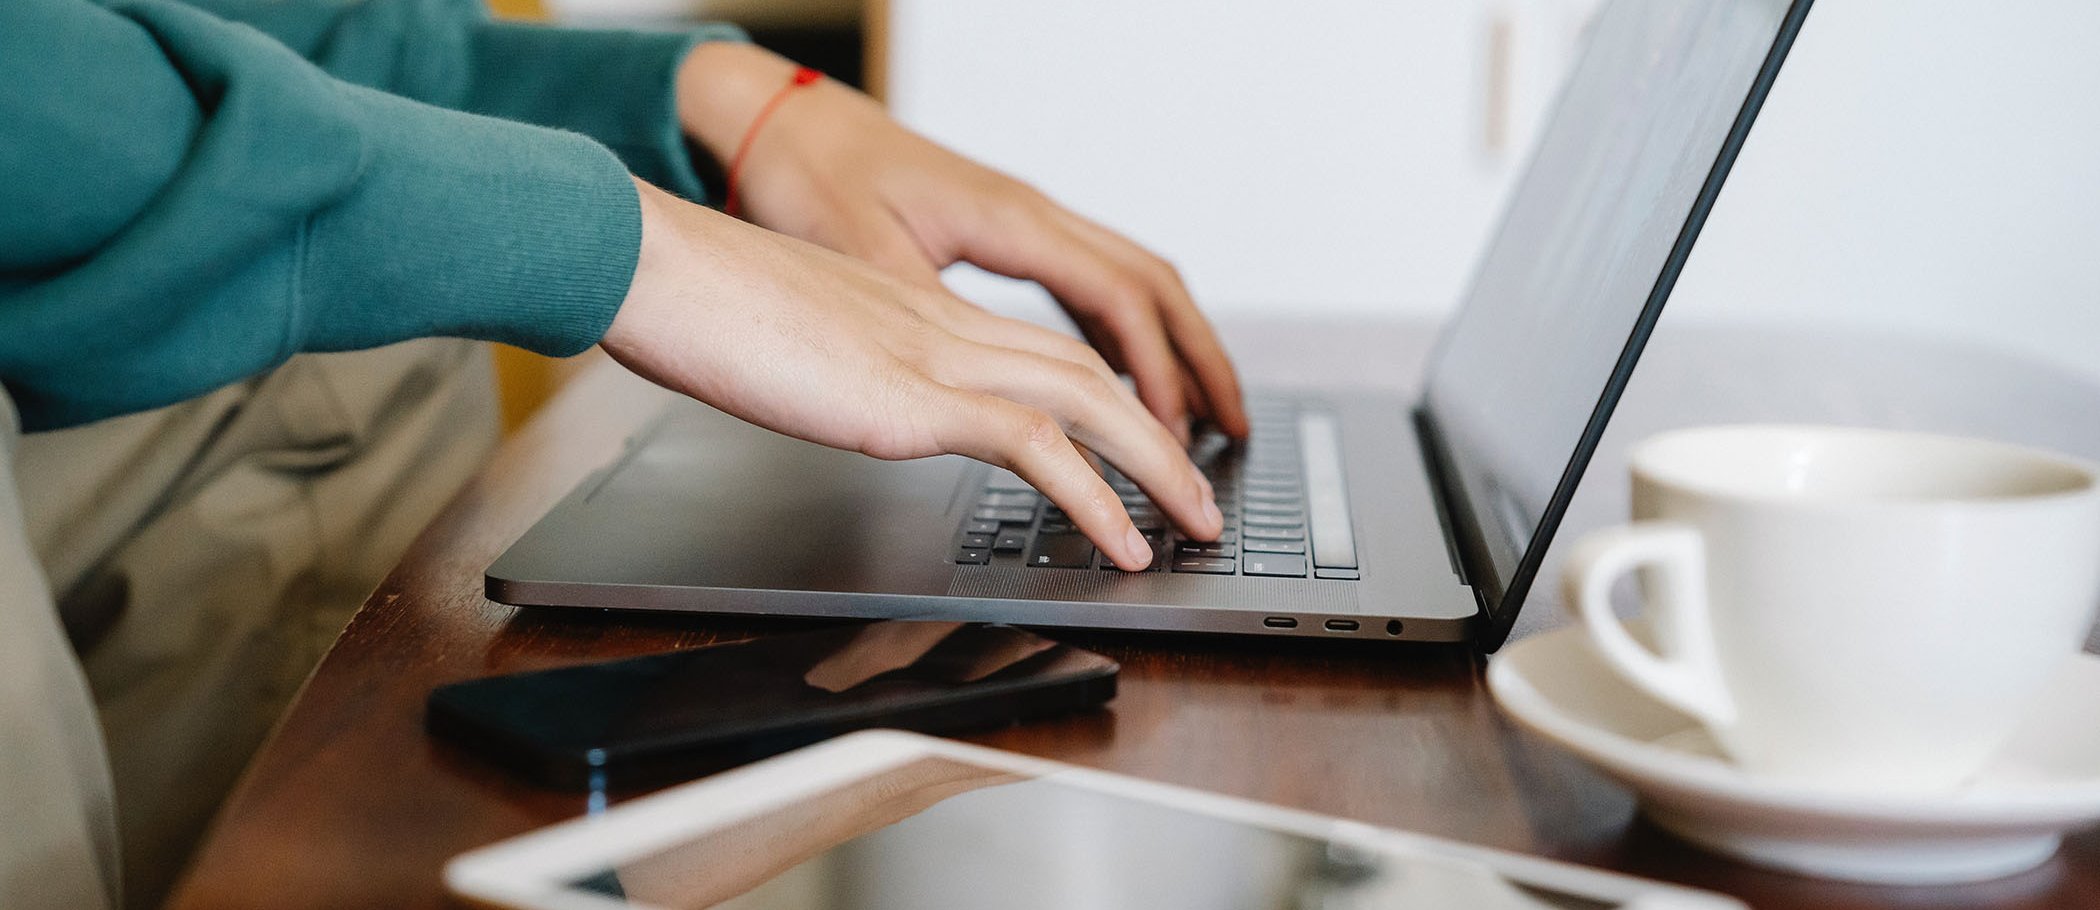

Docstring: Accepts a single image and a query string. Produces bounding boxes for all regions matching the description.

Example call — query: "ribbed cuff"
[298,82,638,358]
[461,20,747,204]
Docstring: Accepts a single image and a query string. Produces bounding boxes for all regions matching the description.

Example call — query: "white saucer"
[1487,626,2100,885]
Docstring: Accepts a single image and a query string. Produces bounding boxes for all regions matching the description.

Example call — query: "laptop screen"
[1418,0,1812,649]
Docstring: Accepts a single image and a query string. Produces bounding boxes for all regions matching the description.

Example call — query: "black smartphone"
[425,621,1117,789]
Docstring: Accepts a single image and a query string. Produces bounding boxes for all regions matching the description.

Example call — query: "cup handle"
[1561,523,1737,730]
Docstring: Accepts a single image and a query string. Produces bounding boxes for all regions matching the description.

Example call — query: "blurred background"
[499,0,2100,422]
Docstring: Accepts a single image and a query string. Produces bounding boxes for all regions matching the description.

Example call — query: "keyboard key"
[992,532,1028,553]
[961,533,994,549]
[1190,427,1235,453]
[1244,538,1306,554]
[954,548,990,565]
[1242,553,1307,577]
[979,491,1039,508]
[1142,532,1170,570]
[1170,556,1236,575]
[1315,567,1362,581]
[1298,412,1359,570]
[962,519,999,536]
[974,507,1036,524]
[1244,516,1299,529]
[1234,521,1302,535]
[1244,526,1306,542]
[1028,534,1094,568]
[1039,520,1075,534]
[1173,540,1236,558]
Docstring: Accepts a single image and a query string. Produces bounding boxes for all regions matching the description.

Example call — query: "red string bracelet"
[722,66,823,218]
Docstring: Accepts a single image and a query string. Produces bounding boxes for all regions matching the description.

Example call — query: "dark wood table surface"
[167,321,2100,910]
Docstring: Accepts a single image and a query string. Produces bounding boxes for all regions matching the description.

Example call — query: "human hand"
[602,178,1225,570]
[674,42,1248,443]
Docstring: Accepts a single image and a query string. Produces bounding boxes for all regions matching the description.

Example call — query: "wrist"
[676,41,802,168]
[612,177,683,347]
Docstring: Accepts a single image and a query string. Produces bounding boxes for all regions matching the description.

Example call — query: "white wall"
[1671,0,2100,379]
[886,1,2100,380]
[889,0,1594,316]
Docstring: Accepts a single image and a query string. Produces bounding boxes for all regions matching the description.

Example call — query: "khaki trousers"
[1,339,498,910]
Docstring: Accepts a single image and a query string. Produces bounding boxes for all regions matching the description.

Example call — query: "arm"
[2,0,1223,563]
[1,0,638,429]
[176,0,1248,438]
[180,0,745,200]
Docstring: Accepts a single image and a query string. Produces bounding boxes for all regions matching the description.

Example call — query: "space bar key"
[1297,412,1357,570]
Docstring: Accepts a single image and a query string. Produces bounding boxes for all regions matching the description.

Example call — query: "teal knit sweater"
[1,0,743,431]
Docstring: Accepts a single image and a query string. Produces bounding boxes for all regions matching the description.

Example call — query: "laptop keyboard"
[953,402,1361,580]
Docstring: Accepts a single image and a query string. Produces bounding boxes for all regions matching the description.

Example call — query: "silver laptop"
[488,0,1814,653]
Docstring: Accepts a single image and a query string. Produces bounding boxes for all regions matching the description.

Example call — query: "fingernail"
[1203,498,1224,533]
[1124,527,1151,568]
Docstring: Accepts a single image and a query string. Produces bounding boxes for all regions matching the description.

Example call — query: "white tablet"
[446,730,1742,910]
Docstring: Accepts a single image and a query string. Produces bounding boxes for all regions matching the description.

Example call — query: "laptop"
[488,0,1814,653]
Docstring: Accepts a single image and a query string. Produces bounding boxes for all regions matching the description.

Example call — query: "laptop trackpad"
[493,401,964,598]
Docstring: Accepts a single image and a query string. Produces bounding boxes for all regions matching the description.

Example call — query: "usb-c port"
[1324,619,1359,632]
[1263,616,1298,629]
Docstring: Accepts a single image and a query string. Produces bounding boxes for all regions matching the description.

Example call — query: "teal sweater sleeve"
[0,0,724,431]
[173,0,746,201]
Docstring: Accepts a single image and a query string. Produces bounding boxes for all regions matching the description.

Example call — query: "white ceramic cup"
[1562,425,2100,795]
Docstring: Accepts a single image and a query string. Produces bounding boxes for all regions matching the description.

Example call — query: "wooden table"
[168,321,2100,910]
